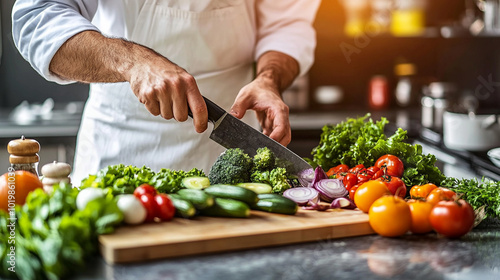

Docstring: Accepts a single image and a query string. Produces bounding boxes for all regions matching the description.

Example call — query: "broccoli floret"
[270,167,291,194]
[252,147,276,171]
[208,148,253,185]
[250,170,271,185]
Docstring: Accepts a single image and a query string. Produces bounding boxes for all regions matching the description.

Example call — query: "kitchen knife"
[188,96,312,176]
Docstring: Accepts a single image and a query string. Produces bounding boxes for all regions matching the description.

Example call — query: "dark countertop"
[71,219,500,280]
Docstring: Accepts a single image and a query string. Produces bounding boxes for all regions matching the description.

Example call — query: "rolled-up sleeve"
[255,0,321,77]
[12,0,99,84]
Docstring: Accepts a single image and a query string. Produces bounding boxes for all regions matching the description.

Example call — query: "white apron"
[72,0,258,184]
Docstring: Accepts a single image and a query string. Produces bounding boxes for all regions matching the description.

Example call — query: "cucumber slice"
[181,176,211,190]
[237,182,273,194]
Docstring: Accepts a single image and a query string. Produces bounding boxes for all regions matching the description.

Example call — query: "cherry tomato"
[409,183,438,199]
[429,200,475,238]
[426,187,457,206]
[407,200,434,234]
[326,164,349,177]
[356,168,372,184]
[134,184,157,198]
[343,173,358,191]
[366,166,379,177]
[375,155,404,178]
[138,193,158,222]
[371,169,384,180]
[349,184,360,201]
[154,194,175,221]
[377,176,406,198]
[354,180,390,213]
[348,164,365,174]
[369,195,411,237]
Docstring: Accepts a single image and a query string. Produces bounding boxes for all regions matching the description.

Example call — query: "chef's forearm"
[255,51,300,93]
[49,30,151,83]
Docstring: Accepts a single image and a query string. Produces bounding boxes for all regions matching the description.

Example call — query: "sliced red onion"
[330,197,356,209]
[283,187,319,206]
[311,166,328,187]
[302,201,331,211]
[314,179,348,202]
[297,168,315,188]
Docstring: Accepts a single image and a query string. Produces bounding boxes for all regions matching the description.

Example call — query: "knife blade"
[189,96,312,175]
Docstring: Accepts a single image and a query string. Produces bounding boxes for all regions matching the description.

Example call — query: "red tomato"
[154,194,175,221]
[343,173,358,191]
[371,169,384,180]
[377,176,406,198]
[349,184,360,201]
[426,187,457,206]
[366,166,380,175]
[375,155,404,177]
[0,171,43,212]
[356,168,372,184]
[134,184,157,198]
[348,164,365,174]
[429,200,475,238]
[138,194,158,222]
[326,164,349,177]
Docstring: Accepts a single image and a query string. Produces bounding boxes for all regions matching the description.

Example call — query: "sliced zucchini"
[181,176,211,190]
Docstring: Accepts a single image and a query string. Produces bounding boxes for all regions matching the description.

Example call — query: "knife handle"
[188,96,227,123]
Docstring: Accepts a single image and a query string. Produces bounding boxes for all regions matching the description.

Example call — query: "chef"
[12,0,320,184]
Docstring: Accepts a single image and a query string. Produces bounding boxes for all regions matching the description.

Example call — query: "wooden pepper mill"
[7,135,41,176]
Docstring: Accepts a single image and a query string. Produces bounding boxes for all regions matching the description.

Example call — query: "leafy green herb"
[80,164,205,194]
[310,114,445,187]
[0,183,123,280]
[441,177,500,219]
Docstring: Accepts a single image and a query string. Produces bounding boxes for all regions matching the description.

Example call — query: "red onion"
[297,168,315,188]
[311,166,328,187]
[314,179,348,202]
[283,187,319,206]
[330,197,356,209]
[302,201,331,211]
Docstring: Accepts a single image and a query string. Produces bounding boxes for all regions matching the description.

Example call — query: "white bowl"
[487,147,500,168]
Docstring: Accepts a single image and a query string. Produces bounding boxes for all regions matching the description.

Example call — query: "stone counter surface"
[72,219,500,280]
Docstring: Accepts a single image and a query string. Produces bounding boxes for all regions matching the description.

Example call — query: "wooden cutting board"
[99,209,374,264]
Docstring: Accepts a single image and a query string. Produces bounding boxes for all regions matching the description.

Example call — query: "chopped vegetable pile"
[310,114,445,188]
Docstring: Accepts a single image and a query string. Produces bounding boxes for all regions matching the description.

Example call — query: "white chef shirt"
[12,0,320,84]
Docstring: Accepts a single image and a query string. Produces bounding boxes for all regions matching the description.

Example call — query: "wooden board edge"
[100,222,375,264]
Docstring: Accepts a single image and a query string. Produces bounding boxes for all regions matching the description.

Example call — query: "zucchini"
[204,184,259,205]
[176,189,214,210]
[237,182,273,194]
[168,194,197,218]
[200,198,250,218]
[252,194,298,215]
[181,176,211,190]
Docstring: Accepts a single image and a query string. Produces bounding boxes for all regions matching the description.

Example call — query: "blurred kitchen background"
[1,0,500,179]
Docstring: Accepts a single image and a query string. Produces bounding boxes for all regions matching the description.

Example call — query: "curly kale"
[252,147,276,171]
[208,148,253,185]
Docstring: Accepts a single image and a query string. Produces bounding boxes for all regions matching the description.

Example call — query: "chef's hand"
[230,79,291,146]
[230,51,299,146]
[128,54,208,133]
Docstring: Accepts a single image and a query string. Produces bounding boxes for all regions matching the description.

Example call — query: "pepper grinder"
[7,135,41,176]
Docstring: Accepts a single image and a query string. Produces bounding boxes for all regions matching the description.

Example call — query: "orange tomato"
[409,183,438,199]
[0,170,43,212]
[354,180,390,213]
[369,195,411,237]
[426,187,457,206]
[407,200,434,234]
